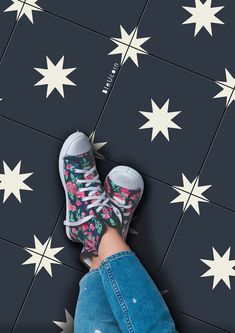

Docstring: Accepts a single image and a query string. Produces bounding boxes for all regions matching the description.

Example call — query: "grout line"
[155,196,191,281]
[16,0,111,40]
[91,2,150,133]
[171,308,232,333]
[155,88,235,281]
[195,88,235,181]
[0,1,26,64]
[0,114,63,142]
[15,1,233,90]
[92,0,150,132]
[11,248,45,332]
[2,113,235,214]
[10,202,65,331]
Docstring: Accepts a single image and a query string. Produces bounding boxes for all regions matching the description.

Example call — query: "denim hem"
[99,250,136,270]
[79,267,99,286]
[79,250,136,286]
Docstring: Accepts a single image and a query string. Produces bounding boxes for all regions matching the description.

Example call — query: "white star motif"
[53,309,74,333]
[22,236,64,276]
[109,25,150,66]
[4,0,42,23]
[34,56,77,98]
[201,247,235,289]
[139,99,181,142]
[89,131,107,159]
[182,0,224,36]
[214,69,235,106]
[0,161,33,203]
[171,174,211,214]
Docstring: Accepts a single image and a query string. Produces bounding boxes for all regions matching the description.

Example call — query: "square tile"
[0,116,64,247]
[50,158,189,279]
[157,200,235,332]
[0,0,24,59]
[0,239,36,332]
[13,257,85,332]
[172,311,228,333]
[94,53,230,186]
[199,93,235,211]
[24,0,147,38]
[0,3,125,139]
[137,0,235,83]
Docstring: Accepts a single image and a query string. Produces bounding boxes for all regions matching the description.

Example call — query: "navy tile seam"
[170,308,233,333]
[13,0,234,89]
[2,113,235,216]
[0,0,26,63]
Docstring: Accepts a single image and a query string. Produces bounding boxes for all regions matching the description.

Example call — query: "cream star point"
[139,98,181,142]
[214,69,235,106]
[0,160,33,203]
[34,56,77,98]
[171,174,211,214]
[182,0,224,36]
[109,26,150,67]
[53,309,74,333]
[4,0,42,23]
[89,132,107,159]
[201,247,235,289]
[22,236,64,276]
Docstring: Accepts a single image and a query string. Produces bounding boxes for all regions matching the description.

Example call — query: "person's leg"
[89,225,130,271]
[74,267,121,333]
[96,226,177,333]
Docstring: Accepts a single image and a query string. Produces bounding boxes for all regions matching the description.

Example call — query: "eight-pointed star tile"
[137,0,235,82]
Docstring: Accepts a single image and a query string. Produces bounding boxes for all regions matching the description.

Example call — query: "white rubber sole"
[107,165,144,197]
[58,131,88,242]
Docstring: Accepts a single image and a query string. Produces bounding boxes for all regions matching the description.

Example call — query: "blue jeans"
[74,250,177,333]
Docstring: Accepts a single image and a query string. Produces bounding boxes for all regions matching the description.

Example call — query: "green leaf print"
[95,220,102,233]
[70,172,76,183]
[69,212,75,222]
[109,218,116,226]
[68,192,74,200]
[83,158,89,167]
[76,210,81,220]
[110,179,120,192]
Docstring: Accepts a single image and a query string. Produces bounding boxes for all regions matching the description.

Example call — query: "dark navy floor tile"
[0,1,24,59]
[157,200,235,332]
[94,53,231,186]
[172,311,228,333]
[0,117,64,247]
[199,92,235,211]
[0,3,125,139]
[24,0,147,38]
[50,158,190,279]
[0,239,36,332]
[13,258,85,332]
[137,0,235,84]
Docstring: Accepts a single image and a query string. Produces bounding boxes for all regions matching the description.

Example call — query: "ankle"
[98,225,130,262]
[89,255,101,271]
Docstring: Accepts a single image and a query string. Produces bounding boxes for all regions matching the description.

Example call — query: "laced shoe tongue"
[65,150,100,192]
[66,150,95,169]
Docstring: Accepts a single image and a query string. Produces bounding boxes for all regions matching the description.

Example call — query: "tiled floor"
[0,1,234,332]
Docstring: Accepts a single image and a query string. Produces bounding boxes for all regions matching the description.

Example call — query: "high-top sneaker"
[103,166,144,241]
[58,131,124,268]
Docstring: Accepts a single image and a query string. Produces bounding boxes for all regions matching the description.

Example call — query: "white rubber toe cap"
[60,131,91,157]
[107,165,144,195]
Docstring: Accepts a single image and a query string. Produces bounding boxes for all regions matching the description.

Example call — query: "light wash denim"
[74,250,178,333]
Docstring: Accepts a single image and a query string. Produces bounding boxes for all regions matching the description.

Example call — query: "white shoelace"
[64,165,111,227]
[109,196,133,224]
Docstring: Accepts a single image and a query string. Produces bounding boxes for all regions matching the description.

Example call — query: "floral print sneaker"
[58,131,124,268]
[103,166,144,241]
